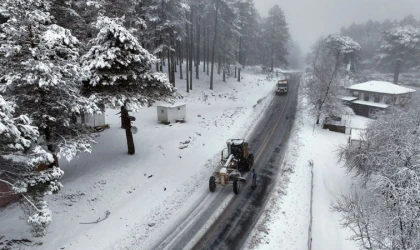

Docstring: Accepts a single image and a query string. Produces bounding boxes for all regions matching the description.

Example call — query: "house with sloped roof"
[343,81,415,118]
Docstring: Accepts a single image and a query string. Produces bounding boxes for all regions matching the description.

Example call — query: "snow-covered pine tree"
[324,34,361,73]
[81,15,176,109]
[263,5,290,71]
[208,0,239,88]
[143,0,187,57]
[217,0,240,80]
[236,0,259,68]
[378,25,420,84]
[0,0,99,167]
[0,95,63,236]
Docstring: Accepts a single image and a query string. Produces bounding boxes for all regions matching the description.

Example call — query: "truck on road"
[276,79,288,95]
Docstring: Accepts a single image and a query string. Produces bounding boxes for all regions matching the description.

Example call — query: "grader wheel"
[209,176,216,192]
[233,179,244,194]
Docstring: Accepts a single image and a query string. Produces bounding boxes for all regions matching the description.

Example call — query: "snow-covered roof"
[348,81,415,95]
[157,103,186,108]
[352,100,388,108]
[350,129,365,141]
[227,139,244,145]
[340,96,358,101]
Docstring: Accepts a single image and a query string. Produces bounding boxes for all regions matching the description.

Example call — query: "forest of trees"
[340,14,420,83]
[0,0,291,235]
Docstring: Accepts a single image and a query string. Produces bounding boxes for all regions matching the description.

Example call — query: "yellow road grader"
[209,139,254,194]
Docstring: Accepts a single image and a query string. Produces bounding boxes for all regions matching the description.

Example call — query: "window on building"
[384,96,391,104]
[364,93,369,101]
[374,95,380,103]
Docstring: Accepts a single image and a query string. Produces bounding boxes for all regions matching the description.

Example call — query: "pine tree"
[0,95,63,236]
[81,15,176,109]
[378,26,420,84]
[0,0,100,234]
[0,0,99,163]
[324,34,361,73]
[264,5,290,71]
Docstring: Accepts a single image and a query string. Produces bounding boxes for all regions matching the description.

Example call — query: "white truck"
[276,79,288,95]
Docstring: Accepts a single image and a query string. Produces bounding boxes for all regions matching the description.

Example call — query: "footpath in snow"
[246,84,372,250]
[0,66,286,249]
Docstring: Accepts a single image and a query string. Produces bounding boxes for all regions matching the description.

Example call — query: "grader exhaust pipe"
[219,154,235,186]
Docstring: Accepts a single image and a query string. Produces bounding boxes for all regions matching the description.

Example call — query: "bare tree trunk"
[196,16,201,79]
[203,22,206,73]
[179,40,183,80]
[218,54,221,74]
[207,25,210,76]
[189,8,193,90]
[223,37,226,82]
[185,21,190,93]
[160,52,163,72]
[210,0,219,89]
[44,126,59,168]
[223,58,226,82]
[238,36,242,66]
[171,33,176,86]
[394,59,402,85]
[167,49,172,84]
[271,42,274,72]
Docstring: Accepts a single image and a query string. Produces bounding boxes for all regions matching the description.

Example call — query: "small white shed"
[157,103,186,124]
[77,112,106,127]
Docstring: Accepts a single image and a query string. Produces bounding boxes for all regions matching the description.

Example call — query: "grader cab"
[209,139,255,194]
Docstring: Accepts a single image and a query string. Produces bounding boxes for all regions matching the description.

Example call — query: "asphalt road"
[153,73,301,250]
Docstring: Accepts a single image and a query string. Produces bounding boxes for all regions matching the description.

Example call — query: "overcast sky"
[254,0,420,53]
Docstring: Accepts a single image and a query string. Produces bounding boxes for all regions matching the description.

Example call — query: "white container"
[157,103,186,124]
[77,112,106,127]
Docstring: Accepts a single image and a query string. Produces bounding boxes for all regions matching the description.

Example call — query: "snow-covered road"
[245,80,372,250]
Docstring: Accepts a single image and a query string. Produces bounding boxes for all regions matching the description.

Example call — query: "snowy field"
[245,88,372,250]
[0,66,285,249]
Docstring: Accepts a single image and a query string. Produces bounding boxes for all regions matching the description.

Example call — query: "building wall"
[350,90,412,106]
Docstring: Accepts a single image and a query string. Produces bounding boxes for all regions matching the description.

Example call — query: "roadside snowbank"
[0,66,284,250]
[246,84,372,250]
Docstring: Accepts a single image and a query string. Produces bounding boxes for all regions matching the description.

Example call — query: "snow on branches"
[304,35,356,124]
[379,26,420,61]
[0,0,98,236]
[81,15,176,109]
[324,34,361,56]
[0,95,63,236]
[336,97,420,250]
[0,0,99,161]
[378,25,420,84]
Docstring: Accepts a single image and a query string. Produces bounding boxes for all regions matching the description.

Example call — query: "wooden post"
[121,106,126,129]
[238,68,241,82]
[235,66,237,78]
[121,106,135,155]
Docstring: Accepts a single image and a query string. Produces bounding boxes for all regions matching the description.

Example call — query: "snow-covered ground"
[0,66,285,249]
[1,66,374,250]
[245,87,372,250]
